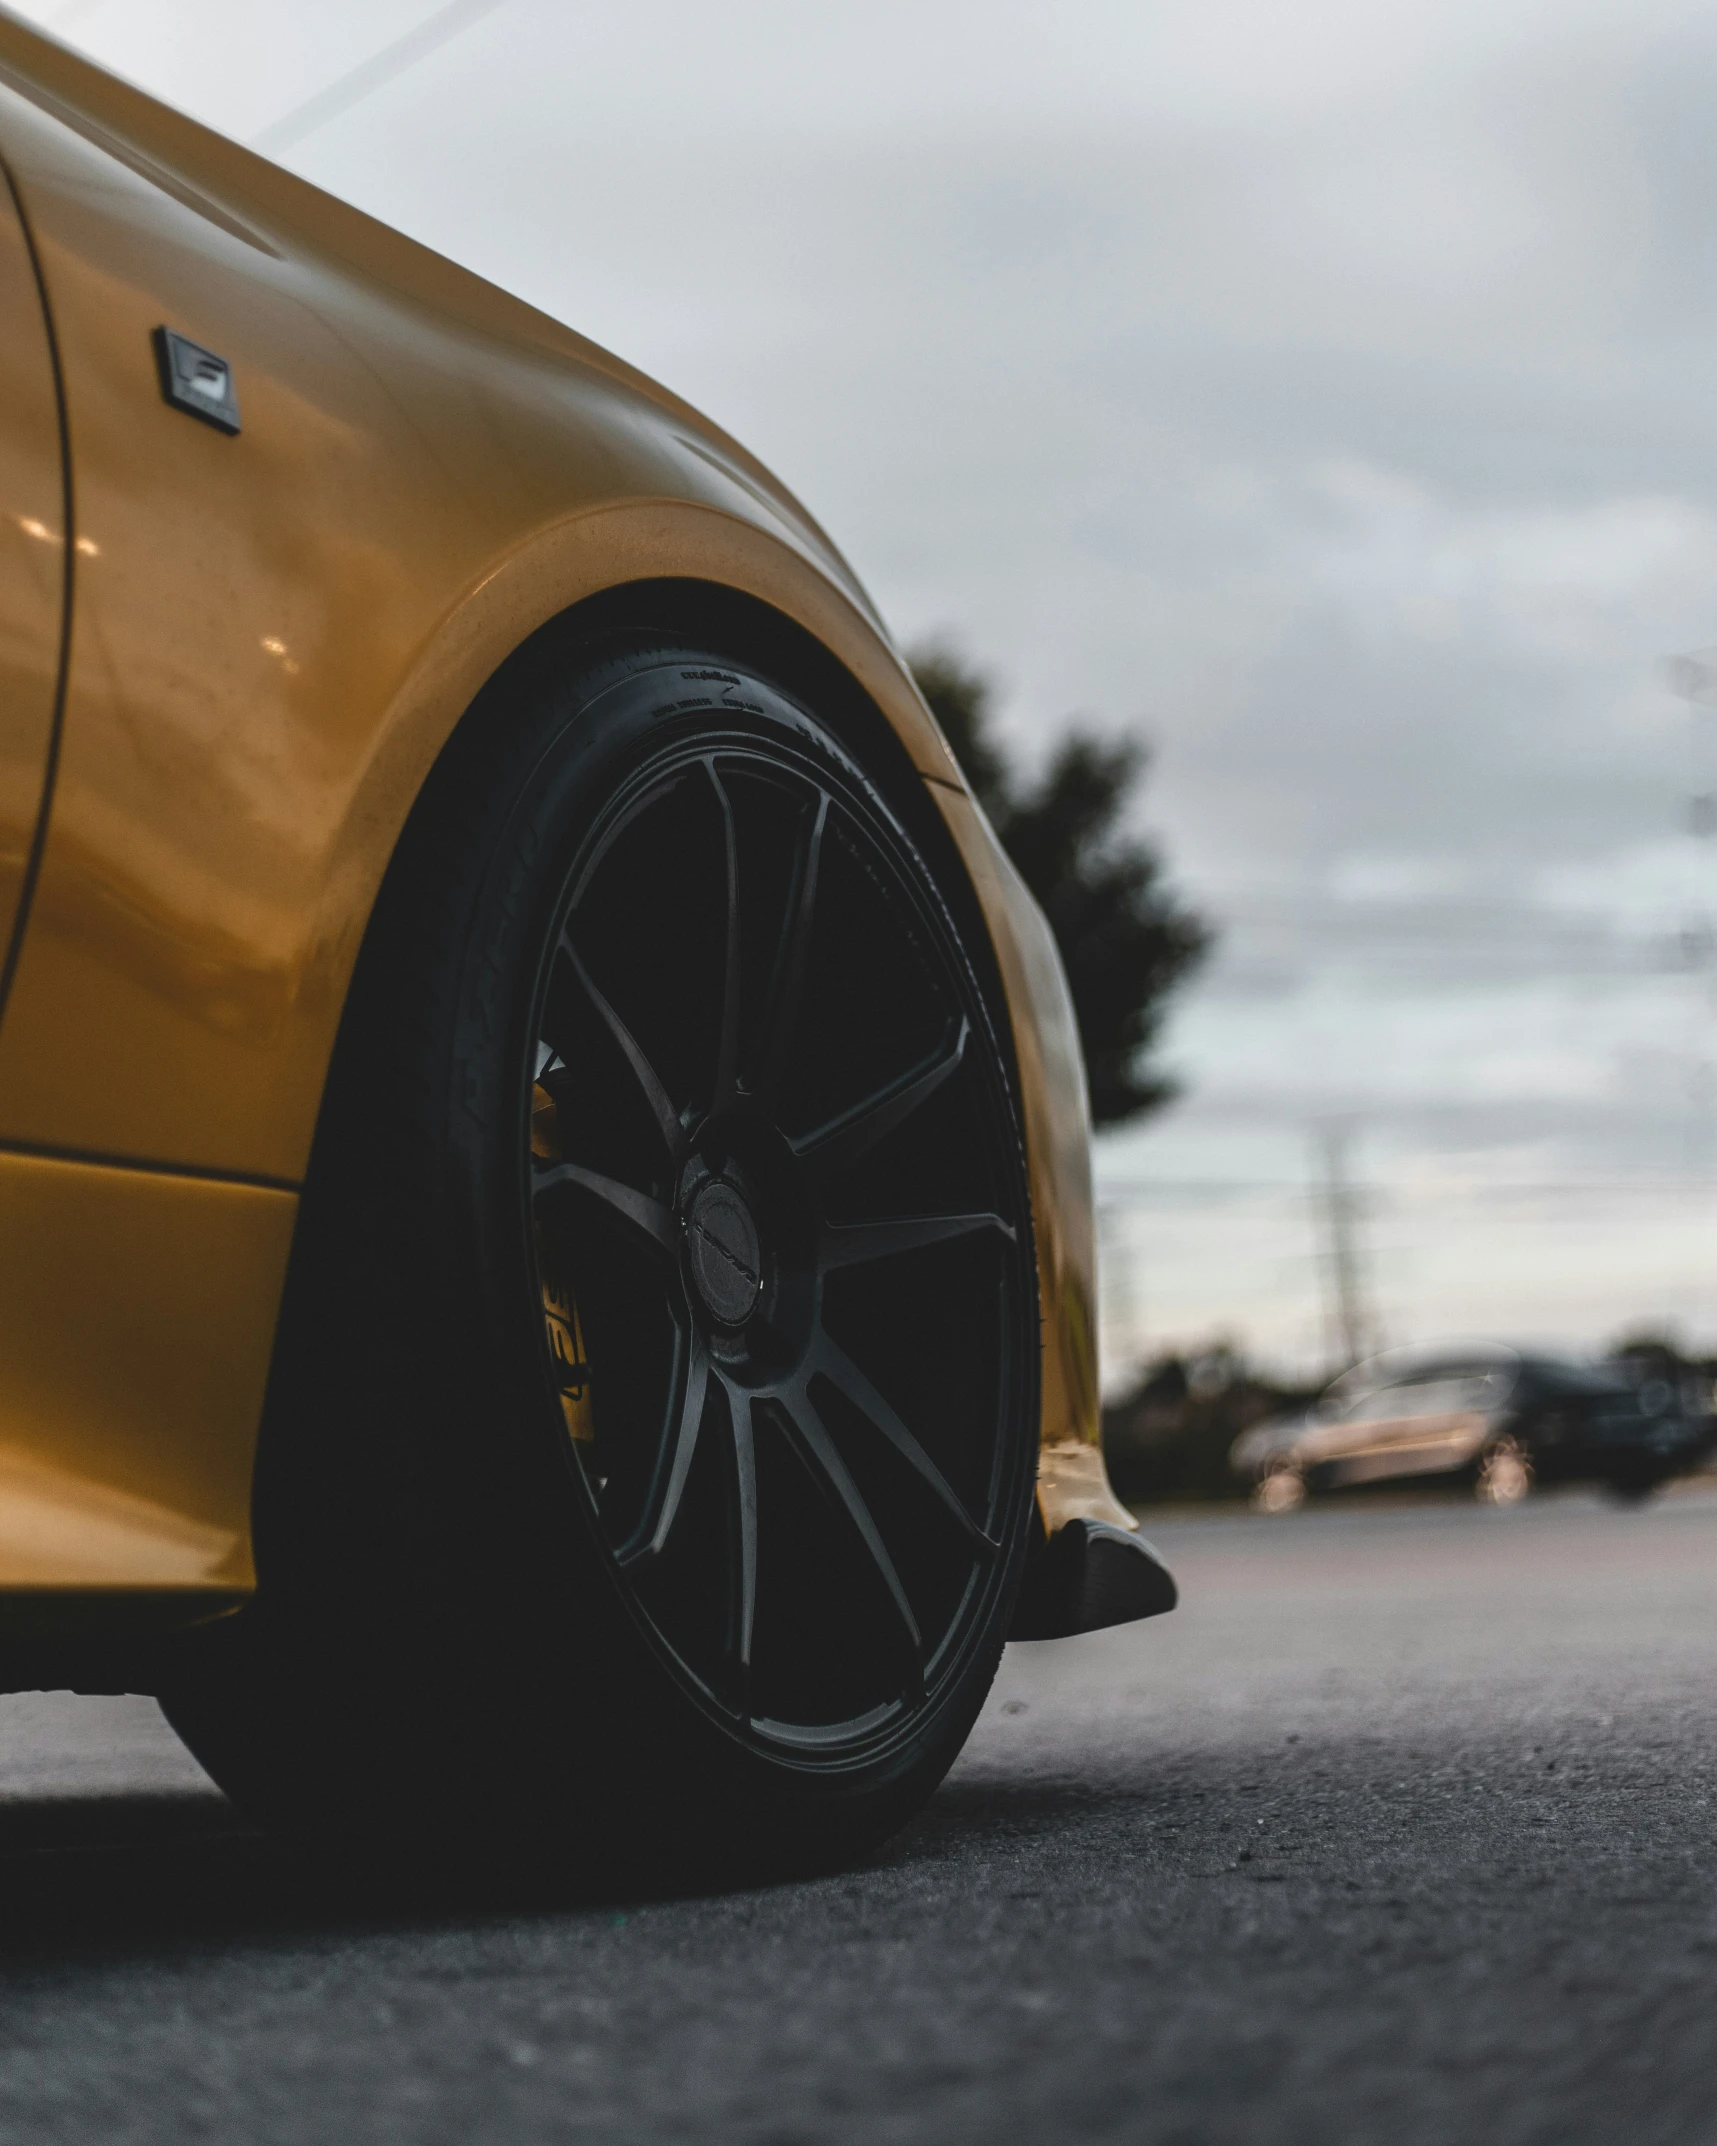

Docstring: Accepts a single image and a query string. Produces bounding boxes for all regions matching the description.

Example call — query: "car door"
[0,156,65,993]
[1320,1375,1490,1483]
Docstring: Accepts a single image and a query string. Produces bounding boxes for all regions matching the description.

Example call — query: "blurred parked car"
[1230,1344,1714,1511]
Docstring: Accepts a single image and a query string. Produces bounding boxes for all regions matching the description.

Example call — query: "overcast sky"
[21,0,1717,1377]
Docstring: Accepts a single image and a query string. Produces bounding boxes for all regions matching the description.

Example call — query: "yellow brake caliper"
[532,1081,595,1442]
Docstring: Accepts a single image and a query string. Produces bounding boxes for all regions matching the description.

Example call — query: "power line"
[251,0,515,154]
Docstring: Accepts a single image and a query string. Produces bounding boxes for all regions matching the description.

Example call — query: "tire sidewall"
[332,642,1041,1858]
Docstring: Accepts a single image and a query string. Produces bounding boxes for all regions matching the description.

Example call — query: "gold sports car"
[0,9,1172,1871]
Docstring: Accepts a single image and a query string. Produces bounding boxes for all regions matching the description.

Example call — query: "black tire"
[160,636,1041,1885]
[1600,1465,1664,1506]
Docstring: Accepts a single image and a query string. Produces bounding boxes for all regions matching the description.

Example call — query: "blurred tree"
[912,644,1212,1127]
[1100,1349,1319,1506]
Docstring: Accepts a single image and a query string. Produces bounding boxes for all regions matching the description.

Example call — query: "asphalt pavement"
[5,1488,1717,2144]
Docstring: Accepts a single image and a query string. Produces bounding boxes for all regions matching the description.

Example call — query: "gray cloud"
[25,0,1717,1367]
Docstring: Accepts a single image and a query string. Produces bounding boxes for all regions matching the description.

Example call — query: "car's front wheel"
[161,636,1042,1881]
[1474,1436,1532,1506]
[1252,1464,1306,1514]
[1600,1462,1666,1505]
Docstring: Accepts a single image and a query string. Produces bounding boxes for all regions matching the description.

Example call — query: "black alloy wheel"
[160,639,1041,1874]
[528,714,1033,1755]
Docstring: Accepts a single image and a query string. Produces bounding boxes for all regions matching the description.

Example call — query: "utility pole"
[1314,1122,1373,1372]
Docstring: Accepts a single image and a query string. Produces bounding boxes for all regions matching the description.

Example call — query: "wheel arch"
[437,571,1017,1046]
[338,533,1110,1504]
[332,513,1107,1482]
[315,504,972,1147]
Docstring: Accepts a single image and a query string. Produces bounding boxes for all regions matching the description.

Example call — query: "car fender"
[0,6,1120,1614]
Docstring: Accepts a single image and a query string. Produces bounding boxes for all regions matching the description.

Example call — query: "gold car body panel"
[928,786,1130,1531]
[0,11,1119,1611]
[0,1148,291,1589]
[0,153,62,982]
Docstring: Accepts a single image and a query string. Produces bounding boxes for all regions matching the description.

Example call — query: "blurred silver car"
[1231,1344,1712,1511]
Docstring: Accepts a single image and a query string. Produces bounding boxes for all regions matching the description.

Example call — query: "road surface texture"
[4,1489,1717,2144]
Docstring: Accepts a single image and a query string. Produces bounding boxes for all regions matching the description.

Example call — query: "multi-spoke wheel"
[529,733,1029,1748]
[160,639,1041,1876]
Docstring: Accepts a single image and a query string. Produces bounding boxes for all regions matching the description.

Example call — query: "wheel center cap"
[686,1180,764,1326]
